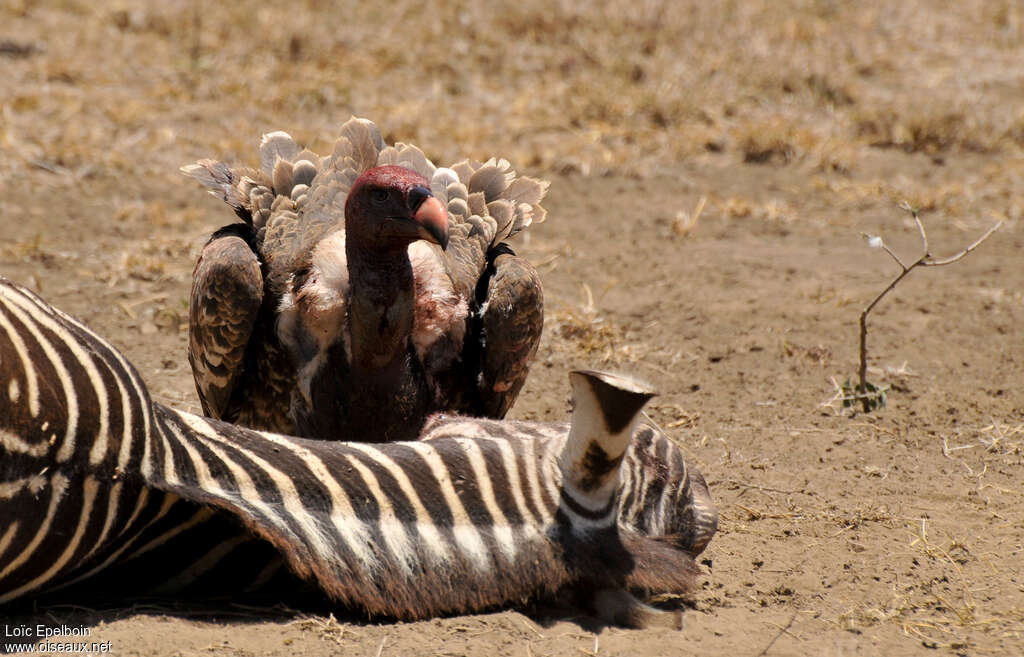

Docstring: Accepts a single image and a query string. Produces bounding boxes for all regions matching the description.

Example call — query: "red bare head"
[344,165,449,251]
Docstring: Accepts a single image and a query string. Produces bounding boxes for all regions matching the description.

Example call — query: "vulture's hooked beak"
[409,186,449,250]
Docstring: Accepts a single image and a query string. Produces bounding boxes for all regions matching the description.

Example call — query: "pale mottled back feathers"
[181,116,548,281]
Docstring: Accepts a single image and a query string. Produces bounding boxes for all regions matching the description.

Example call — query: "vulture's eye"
[370,189,389,205]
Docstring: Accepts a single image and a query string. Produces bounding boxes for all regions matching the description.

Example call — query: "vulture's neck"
[345,239,416,373]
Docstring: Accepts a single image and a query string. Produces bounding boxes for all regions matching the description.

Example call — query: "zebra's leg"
[592,588,684,630]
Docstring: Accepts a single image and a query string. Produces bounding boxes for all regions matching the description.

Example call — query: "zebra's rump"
[0,277,717,624]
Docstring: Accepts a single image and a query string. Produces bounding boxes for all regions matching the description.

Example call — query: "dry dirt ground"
[2,1,1023,656]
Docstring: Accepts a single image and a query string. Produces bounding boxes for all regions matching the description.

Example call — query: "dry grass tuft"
[550,283,629,362]
[854,108,987,155]
[289,613,349,646]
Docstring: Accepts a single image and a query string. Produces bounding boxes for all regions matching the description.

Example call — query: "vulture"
[183,117,548,442]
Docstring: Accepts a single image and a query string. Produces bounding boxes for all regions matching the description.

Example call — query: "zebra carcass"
[0,277,716,627]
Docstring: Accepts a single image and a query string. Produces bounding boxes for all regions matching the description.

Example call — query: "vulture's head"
[345,165,449,251]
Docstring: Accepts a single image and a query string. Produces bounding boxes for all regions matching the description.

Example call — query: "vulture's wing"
[183,135,320,427]
[473,245,544,417]
[423,161,548,414]
[188,224,264,420]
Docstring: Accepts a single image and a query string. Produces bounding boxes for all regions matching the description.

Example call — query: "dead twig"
[673,194,707,237]
[854,202,1002,413]
[716,479,802,496]
[753,612,798,657]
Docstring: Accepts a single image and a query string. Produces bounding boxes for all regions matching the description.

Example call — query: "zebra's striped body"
[0,277,716,624]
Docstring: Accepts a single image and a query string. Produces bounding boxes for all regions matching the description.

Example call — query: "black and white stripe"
[0,277,717,625]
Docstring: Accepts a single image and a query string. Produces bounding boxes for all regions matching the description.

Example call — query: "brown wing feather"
[473,245,544,418]
[188,226,263,420]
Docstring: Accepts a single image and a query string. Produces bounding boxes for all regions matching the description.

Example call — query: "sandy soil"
[2,1,1023,655]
